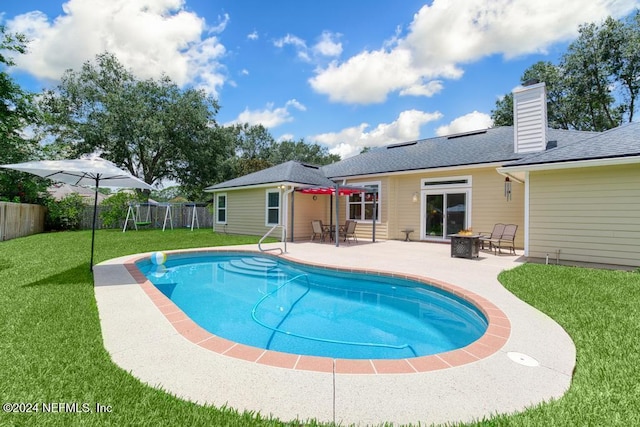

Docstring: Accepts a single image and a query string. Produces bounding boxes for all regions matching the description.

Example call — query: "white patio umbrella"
[0,157,153,270]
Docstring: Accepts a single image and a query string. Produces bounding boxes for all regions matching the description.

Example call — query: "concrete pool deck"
[93,240,576,426]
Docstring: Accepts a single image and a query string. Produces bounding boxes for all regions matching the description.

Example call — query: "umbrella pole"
[90,178,99,271]
[335,183,340,247]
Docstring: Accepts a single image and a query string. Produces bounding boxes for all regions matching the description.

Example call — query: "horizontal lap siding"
[529,164,640,267]
[290,192,330,241]
[388,168,524,247]
[345,178,390,240]
[389,175,420,240]
[217,188,276,236]
[464,168,524,248]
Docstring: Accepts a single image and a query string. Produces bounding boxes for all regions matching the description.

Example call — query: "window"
[347,182,380,222]
[216,193,227,224]
[266,189,280,225]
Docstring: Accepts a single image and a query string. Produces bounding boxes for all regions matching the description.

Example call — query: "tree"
[228,123,276,176]
[490,93,513,127]
[268,139,340,166]
[600,14,640,123]
[562,21,622,130]
[491,13,640,131]
[215,123,341,185]
[39,52,221,191]
[0,26,46,203]
[174,124,236,200]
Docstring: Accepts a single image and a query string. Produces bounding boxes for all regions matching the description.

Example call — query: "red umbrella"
[296,185,374,245]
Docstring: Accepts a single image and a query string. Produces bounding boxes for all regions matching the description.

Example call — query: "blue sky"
[2,0,639,158]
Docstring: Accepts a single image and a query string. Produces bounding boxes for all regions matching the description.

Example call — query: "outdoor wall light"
[412,192,418,203]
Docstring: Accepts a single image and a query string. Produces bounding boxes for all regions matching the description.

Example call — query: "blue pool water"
[137,253,488,360]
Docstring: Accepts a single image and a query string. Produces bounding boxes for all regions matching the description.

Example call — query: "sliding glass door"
[423,191,468,239]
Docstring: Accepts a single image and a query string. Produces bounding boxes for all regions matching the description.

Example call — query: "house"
[499,121,640,267]
[206,83,640,268]
[48,183,111,204]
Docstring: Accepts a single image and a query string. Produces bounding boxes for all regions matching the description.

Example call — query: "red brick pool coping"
[124,249,511,375]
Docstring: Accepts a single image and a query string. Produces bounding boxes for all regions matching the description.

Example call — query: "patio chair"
[493,224,518,255]
[478,223,505,251]
[310,220,330,242]
[339,220,358,244]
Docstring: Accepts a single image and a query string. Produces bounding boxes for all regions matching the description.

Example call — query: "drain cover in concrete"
[507,351,539,367]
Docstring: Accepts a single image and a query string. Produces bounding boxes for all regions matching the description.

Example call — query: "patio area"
[93,240,575,426]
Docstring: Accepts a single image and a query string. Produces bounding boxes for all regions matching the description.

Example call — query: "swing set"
[123,202,200,232]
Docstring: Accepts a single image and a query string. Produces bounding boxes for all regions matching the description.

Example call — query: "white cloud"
[310,0,639,105]
[399,80,444,97]
[274,34,310,62]
[310,48,445,104]
[312,31,342,57]
[226,99,307,129]
[277,133,295,142]
[435,111,493,136]
[247,30,259,41]
[311,109,442,158]
[7,0,228,96]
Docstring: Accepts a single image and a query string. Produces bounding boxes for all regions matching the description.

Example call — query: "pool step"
[219,258,286,279]
[242,257,279,268]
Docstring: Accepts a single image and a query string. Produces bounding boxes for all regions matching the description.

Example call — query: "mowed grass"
[0,230,639,426]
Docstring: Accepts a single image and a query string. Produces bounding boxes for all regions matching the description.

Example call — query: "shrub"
[100,191,135,229]
[44,193,86,231]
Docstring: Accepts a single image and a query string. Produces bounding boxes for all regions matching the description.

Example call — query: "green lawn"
[0,230,638,426]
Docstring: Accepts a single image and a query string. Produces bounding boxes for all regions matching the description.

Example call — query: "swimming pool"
[137,252,488,360]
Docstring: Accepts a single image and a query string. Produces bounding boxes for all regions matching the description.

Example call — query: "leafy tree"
[562,20,622,130]
[491,13,640,131]
[491,93,514,127]
[227,123,276,176]
[600,14,640,123]
[217,123,340,183]
[0,26,46,203]
[39,52,221,192]
[268,139,340,166]
[175,124,235,201]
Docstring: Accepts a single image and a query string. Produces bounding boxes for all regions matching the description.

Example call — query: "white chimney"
[513,82,547,153]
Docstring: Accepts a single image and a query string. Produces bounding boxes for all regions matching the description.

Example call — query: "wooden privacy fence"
[0,202,46,241]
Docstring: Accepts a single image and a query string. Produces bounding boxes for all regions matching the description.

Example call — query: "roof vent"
[387,141,417,149]
[513,82,547,154]
[546,140,558,150]
[300,163,320,169]
[447,129,488,139]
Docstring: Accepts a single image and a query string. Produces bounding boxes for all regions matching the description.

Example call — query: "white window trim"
[419,175,473,240]
[215,193,227,225]
[345,181,382,223]
[265,189,281,226]
[421,175,472,190]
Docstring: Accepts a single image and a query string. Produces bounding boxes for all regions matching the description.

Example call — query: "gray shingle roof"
[205,160,336,191]
[206,125,621,191]
[320,127,595,178]
[503,122,640,168]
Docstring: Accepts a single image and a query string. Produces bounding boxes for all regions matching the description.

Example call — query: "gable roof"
[321,127,595,179]
[502,122,640,168]
[205,125,623,191]
[205,160,336,191]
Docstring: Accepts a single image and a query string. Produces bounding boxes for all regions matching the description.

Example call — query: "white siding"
[513,83,547,154]
[349,168,525,246]
[214,188,280,236]
[528,164,640,267]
